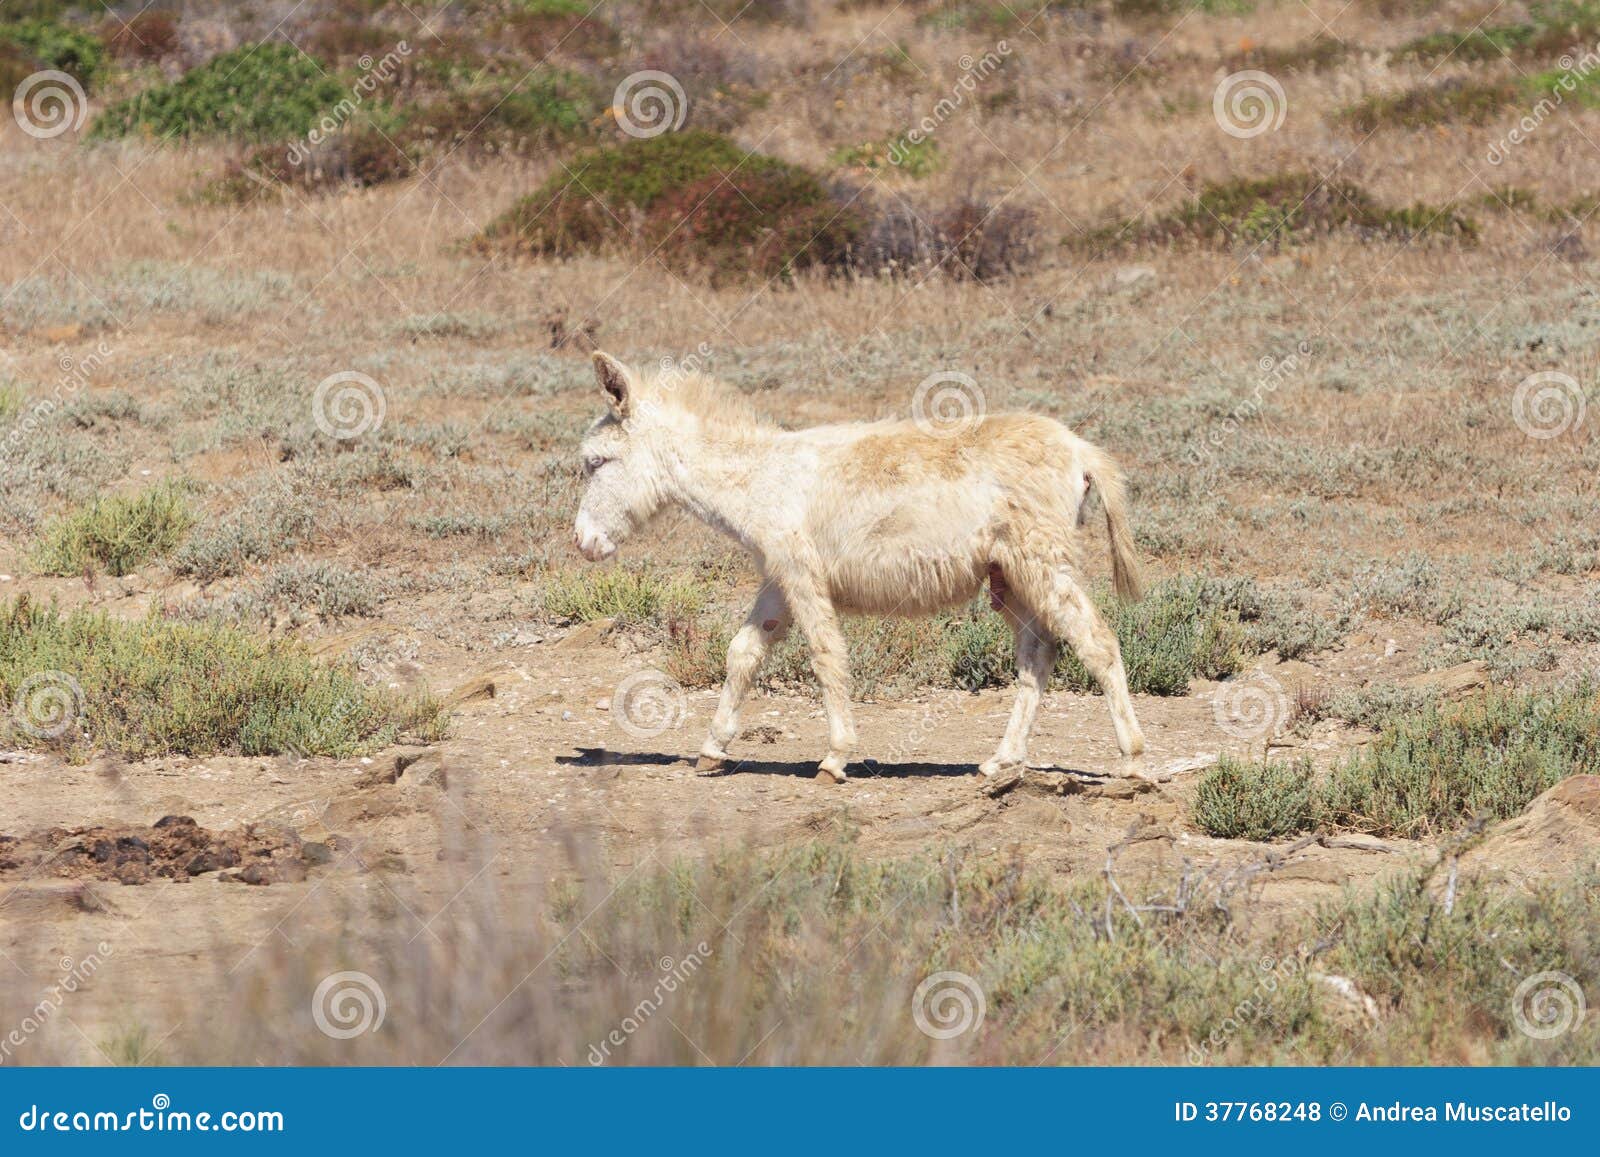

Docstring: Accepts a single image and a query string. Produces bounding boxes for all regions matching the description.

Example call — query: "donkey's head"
[572,352,671,561]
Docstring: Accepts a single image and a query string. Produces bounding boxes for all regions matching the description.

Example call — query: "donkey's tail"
[1080,441,1143,602]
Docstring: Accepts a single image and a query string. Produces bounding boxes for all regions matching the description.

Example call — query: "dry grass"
[15,832,1592,1066]
[3,0,1600,1068]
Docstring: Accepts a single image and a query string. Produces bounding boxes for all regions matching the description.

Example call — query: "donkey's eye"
[583,455,609,475]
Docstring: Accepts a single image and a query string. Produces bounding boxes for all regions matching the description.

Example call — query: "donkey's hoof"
[815,757,848,784]
[694,754,726,774]
[977,758,1022,779]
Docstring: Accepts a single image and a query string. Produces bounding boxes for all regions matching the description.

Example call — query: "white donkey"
[573,351,1145,783]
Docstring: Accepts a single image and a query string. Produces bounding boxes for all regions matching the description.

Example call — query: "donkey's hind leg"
[696,584,790,771]
[781,574,857,784]
[980,574,1057,778]
[1040,569,1144,758]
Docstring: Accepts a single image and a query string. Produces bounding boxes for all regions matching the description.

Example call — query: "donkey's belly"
[826,552,988,616]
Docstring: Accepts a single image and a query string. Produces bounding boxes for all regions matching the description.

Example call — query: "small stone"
[300,841,333,865]
[271,857,308,884]
[355,763,399,789]
[185,851,222,876]
[115,860,149,885]
[400,757,447,789]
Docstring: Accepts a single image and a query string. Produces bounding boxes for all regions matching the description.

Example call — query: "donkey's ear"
[592,352,634,419]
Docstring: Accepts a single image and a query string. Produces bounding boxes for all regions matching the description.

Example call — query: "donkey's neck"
[656,425,778,554]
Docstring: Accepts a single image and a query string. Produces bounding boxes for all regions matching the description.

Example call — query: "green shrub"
[1093,172,1477,250]
[476,130,862,279]
[1223,34,1347,73]
[648,163,866,282]
[478,130,748,255]
[1190,685,1600,840]
[1395,24,1541,63]
[203,125,417,204]
[31,483,194,577]
[171,487,320,581]
[539,566,709,625]
[1323,867,1600,1053]
[1395,4,1600,65]
[1523,64,1600,109]
[1192,757,1319,840]
[1059,578,1246,694]
[394,72,596,153]
[1321,686,1600,838]
[1322,683,1438,730]
[0,596,444,760]
[1340,79,1521,132]
[257,560,387,618]
[92,43,349,142]
[0,18,104,85]
[832,136,942,177]
[507,0,619,57]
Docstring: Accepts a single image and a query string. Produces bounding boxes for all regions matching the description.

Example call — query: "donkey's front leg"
[784,576,857,783]
[696,584,790,771]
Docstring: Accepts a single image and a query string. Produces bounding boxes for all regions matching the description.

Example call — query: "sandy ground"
[0,591,1448,1062]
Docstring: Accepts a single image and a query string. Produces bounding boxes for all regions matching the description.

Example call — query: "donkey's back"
[796,412,1106,616]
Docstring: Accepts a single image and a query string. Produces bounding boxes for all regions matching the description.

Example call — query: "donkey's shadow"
[558,747,976,780]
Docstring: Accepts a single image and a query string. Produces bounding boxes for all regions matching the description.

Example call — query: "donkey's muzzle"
[573,517,617,562]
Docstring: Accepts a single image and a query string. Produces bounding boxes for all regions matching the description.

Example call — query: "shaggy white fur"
[573,352,1145,783]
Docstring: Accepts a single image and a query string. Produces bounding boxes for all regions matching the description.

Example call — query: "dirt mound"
[0,815,343,886]
[1461,775,1600,879]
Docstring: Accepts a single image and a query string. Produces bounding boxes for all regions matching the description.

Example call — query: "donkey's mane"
[641,368,769,430]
